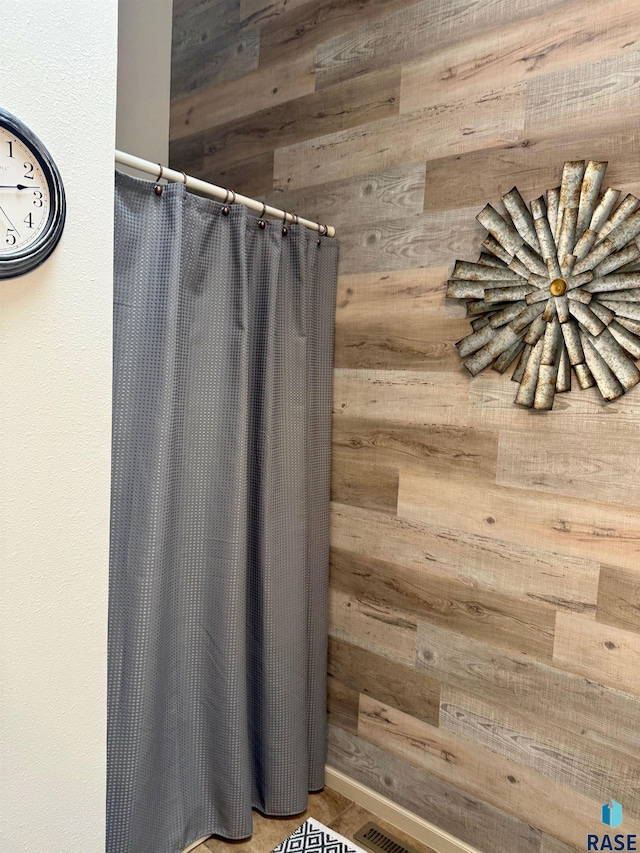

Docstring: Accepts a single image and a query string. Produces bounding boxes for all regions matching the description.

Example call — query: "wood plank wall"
[170,2,640,850]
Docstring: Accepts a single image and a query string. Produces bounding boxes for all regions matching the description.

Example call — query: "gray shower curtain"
[107,171,338,853]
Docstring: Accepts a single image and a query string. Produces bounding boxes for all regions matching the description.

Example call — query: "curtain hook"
[259,202,267,229]
[154,163,164,195]
[222,189,230,215]
[282,210,289,235]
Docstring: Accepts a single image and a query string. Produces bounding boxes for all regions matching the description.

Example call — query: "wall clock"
[448,160,640,409]
[0,107,66,279]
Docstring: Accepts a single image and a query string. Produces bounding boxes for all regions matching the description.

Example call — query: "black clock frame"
[0,107,66,279]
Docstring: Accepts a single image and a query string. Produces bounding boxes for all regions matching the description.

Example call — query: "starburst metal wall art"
[448,160,640,409]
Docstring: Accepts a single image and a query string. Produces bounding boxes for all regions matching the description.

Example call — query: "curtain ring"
[259,202,267,229]
[282,210,289,235]
[154,163,164,195]
[292,214,299,226]
[228,190,236,205]
[179,170,188,185]
[222,188,230,215]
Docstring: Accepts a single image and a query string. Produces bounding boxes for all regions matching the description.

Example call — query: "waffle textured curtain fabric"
[108,171,338,853]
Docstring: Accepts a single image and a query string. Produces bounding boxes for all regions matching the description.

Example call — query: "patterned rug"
[271,817,368,853]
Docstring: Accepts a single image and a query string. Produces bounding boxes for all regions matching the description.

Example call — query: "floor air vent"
[353,821,421,853]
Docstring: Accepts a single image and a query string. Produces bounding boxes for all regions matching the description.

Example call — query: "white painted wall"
[0,3,118,851]
[116,0,173,164]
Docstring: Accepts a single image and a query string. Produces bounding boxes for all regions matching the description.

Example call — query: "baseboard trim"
[325,766,481,853]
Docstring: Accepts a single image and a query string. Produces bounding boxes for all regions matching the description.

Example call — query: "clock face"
[0,127,51,255]
[0,108,65,279]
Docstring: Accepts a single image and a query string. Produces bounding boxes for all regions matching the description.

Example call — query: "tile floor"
[193,787,437,853]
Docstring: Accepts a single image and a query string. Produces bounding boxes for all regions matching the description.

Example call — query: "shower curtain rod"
[115,150,336,238]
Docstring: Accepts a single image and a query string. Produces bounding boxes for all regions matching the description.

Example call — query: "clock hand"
[0,204,20,236]
[0,184,40,190]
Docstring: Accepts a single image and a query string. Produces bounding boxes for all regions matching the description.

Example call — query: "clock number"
[5,228,17,246]
[6,140,14,158]
[23,213,34,229]
[33,190,43,207]
[23,162,34,179]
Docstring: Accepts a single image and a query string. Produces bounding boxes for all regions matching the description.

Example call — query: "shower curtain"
[107,171,338,853]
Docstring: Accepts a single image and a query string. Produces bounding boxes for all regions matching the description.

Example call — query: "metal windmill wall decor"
[448,160,640,409]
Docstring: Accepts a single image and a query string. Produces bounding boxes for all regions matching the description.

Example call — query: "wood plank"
[397,467,640,570]
[330,586,417,665]
[335,266,453,322]
[173,0,240,22]
[172,0,241,57]
[327,725,543,853]
[170,48,316,140]
[239,0,310,28]
[524,51,640,137]
[400,0,638,114]
[330,546,556,660]
[553,612,640,697]
[540,838,580,853]
[336,208,486,275]
[440,685,640,816]
[422,129,640,214]
[468,372,640,438]
[196,67,401,171]
[168,134,205,176]
[496,430,640,508]
[273,84,526,191]
[315,0,572,89]
[258,0,411,66]
[332,369,471,427]
[596,564,640,633]
[332,420,499,484]
[169,143,275,199]
[327,672,359,734]
[330,503,600,616]
[358,696,640,850]
[415,620,640,754]
[334,315,471,370]
[171,28,260,100]
[265,163,426,233]
[330,457,399,513]
[328,636,440,725]
[199,151,275,199]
